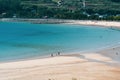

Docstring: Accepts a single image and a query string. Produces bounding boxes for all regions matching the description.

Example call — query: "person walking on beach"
[116,52,118,55]
[58,52,60,56]
[51,54,53,57]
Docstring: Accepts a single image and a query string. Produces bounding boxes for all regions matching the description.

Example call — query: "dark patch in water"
[22,31,57,36]
[110,27,120,32]
[0,41,62,50]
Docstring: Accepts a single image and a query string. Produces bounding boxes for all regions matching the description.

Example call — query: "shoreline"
[0,18,120,63]
[0,46,120,80]
[0,18,120,28]
[0,44,120,63]
[0,42,119,63]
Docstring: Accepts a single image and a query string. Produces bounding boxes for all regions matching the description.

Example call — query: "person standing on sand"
[116,52,118,55]
[58,52,60,56]
[51,54,53,57]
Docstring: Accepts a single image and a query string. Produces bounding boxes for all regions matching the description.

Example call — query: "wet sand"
[0,48,120,80]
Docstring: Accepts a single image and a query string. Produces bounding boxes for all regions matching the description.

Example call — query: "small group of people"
[51,52,61,57]
[116,52,119,55]
[113,48,119,55]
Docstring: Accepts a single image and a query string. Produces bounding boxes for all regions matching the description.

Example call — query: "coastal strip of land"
[0,46,120,80]
[0,18,120,28]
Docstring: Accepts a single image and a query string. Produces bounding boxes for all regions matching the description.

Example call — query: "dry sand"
[67,20,120,28]
[1,18,120,28]
[0,49,120,80]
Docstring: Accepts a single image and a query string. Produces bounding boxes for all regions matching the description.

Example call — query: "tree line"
[0,0,120,21]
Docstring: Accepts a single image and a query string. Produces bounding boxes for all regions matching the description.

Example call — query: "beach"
[67,20,120,28]
[0,19,120,80]
[0,46,120,80]
[0,18,120,28]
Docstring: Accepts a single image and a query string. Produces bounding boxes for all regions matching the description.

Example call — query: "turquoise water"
[0,22,120,61]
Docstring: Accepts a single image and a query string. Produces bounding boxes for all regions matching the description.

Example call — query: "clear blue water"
[0,21,120,61]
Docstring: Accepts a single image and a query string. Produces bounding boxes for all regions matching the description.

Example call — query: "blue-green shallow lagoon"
[0,22,120,62]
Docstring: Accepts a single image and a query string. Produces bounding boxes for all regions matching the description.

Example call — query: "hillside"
[0,0,120,20]
[21,0,120,11]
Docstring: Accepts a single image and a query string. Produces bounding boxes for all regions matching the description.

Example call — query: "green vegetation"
[0,0,120,20]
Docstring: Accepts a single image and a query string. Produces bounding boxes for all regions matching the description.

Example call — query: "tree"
[111,0,120,2]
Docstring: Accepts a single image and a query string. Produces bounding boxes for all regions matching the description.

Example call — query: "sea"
[0,21,120,61]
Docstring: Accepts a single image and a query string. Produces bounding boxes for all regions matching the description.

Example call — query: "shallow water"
[0,22,120,61]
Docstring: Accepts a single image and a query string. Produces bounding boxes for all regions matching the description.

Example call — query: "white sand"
[1,18,120,28]
[0,51,120,80]
[66,20,120,28]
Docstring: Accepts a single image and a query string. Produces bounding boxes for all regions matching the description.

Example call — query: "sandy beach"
[0,18,120,28]
[0,19,120,80]
[0,47,120,80]
[67,20,120,28]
